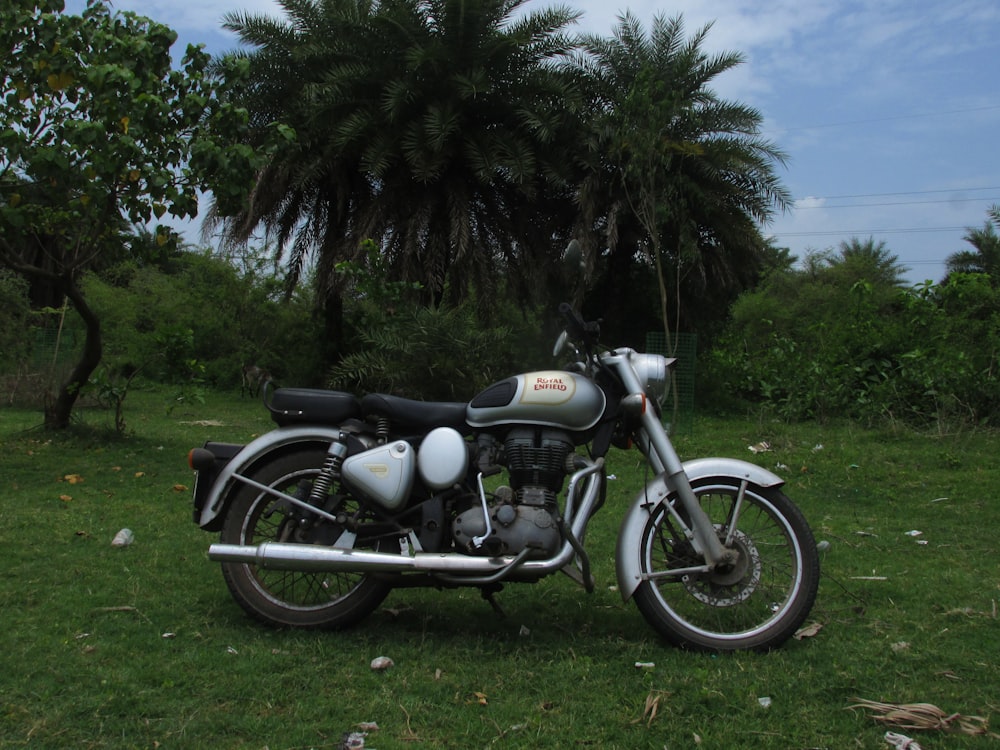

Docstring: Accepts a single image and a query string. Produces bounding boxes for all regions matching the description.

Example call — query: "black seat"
[361,393,470,432]
[267,388,362,426]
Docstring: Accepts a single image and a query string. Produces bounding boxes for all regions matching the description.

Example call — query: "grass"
[2,387,999,749]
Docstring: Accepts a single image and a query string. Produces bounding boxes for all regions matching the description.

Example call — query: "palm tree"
[573,13,791,345]
[211,0,583,321]
[944,207,1000,284]
[832,237,909,287]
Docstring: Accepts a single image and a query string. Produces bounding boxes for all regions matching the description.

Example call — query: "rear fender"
[615,458,785,601]
[195,426,345,530]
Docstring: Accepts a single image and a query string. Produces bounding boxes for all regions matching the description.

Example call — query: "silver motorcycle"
[188,304,819,651]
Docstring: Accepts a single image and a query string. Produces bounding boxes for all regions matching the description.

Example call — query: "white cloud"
[794,197,827,210]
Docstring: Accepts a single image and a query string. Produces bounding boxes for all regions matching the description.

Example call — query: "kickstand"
[480,585,506,618]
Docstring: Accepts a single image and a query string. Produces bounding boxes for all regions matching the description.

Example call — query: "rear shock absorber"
[308,437,349,504]
[375,417,390,445]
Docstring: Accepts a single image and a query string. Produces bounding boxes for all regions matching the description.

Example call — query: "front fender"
[197,425,345,529]
[614,458,784,601]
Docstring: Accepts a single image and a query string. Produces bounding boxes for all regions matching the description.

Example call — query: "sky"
[66,0,1000,284]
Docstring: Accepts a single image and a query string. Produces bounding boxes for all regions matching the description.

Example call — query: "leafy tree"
[944,206,1000,284]
[0,0,260,427]
[211,0,583,355]
[574,13,790,348]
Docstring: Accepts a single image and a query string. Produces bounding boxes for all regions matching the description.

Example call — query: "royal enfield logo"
[520,371,576,405]
[533,375,569,392]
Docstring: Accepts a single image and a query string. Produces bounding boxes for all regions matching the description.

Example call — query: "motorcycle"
[188,304,819,651]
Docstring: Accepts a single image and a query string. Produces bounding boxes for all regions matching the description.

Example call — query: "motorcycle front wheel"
[219,448,392,629]
[632,478,819,651]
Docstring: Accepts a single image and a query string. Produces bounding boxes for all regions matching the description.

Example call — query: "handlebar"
[558,303,600,345]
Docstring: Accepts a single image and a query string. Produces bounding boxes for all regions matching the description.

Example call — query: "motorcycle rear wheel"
[219,448,392,629]
[632,478,819,651]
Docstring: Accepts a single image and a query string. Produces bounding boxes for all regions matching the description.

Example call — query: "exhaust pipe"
[209,541,528,575]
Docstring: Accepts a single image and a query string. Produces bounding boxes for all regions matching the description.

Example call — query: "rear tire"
[632,478,819,651]
[219,449,392,629]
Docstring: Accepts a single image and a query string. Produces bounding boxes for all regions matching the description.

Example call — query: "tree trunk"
[320,285,344,372]
[45,277,103,429]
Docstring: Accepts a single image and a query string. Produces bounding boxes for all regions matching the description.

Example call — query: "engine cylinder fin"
[504,428,574,506]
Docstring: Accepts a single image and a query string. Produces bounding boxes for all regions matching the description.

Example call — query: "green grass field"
[2,388,998,748]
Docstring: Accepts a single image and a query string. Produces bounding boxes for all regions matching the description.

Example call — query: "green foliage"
[328,238,551,400]
[0,0,263,427]
[0,269,32,370]
[329,302,545,401]
[944,208,1000,283]
[0,0,259,248]
[83,247,325,391]
[712,238,1000,426]
[575,14,790,345]
[215,0,583,309]
[335,239,424,329]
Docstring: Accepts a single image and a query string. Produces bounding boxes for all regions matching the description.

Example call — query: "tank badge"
[520,372,576,405]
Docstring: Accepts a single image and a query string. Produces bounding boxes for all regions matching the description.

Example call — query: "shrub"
[712,268,1000,427]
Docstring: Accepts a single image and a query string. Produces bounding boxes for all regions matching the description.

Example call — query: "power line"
[773,227,968,238]
[793,186,1000,201]
[768,104,1000,134]
[794,196,1000,209]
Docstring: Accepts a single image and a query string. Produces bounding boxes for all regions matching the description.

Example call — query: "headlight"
[631,353,671,404]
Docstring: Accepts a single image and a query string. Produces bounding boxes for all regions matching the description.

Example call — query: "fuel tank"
[466,370,606,432]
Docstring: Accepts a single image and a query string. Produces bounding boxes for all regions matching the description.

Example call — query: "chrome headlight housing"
[631,353,672,404]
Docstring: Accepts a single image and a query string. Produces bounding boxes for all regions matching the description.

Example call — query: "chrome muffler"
[208,542,517,574]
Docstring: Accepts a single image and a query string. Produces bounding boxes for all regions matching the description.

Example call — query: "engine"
[453,428,574,557]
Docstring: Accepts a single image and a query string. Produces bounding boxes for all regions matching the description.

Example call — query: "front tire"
[632,478,819,651]
[219,448,392,629]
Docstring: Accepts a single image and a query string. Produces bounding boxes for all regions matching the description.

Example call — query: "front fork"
[634,417,736,568]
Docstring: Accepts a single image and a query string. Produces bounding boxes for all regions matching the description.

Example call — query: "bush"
[84,249,325,391]
[712,272,1000,427]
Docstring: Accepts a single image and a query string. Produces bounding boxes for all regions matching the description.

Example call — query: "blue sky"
[68,0,1000,283]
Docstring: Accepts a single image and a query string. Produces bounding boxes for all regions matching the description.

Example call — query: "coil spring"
[375,417,390,444]
[308,444,346,504]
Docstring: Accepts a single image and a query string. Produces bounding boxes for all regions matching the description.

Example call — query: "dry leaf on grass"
[794,621,823,640]
[849,698,997,737]
[633,690,670,727]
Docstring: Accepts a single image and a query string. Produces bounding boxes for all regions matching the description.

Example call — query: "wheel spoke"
[633,481,818,650]
[219,449,392,628]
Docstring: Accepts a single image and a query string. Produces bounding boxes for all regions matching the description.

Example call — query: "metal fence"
[31,327,77,370]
